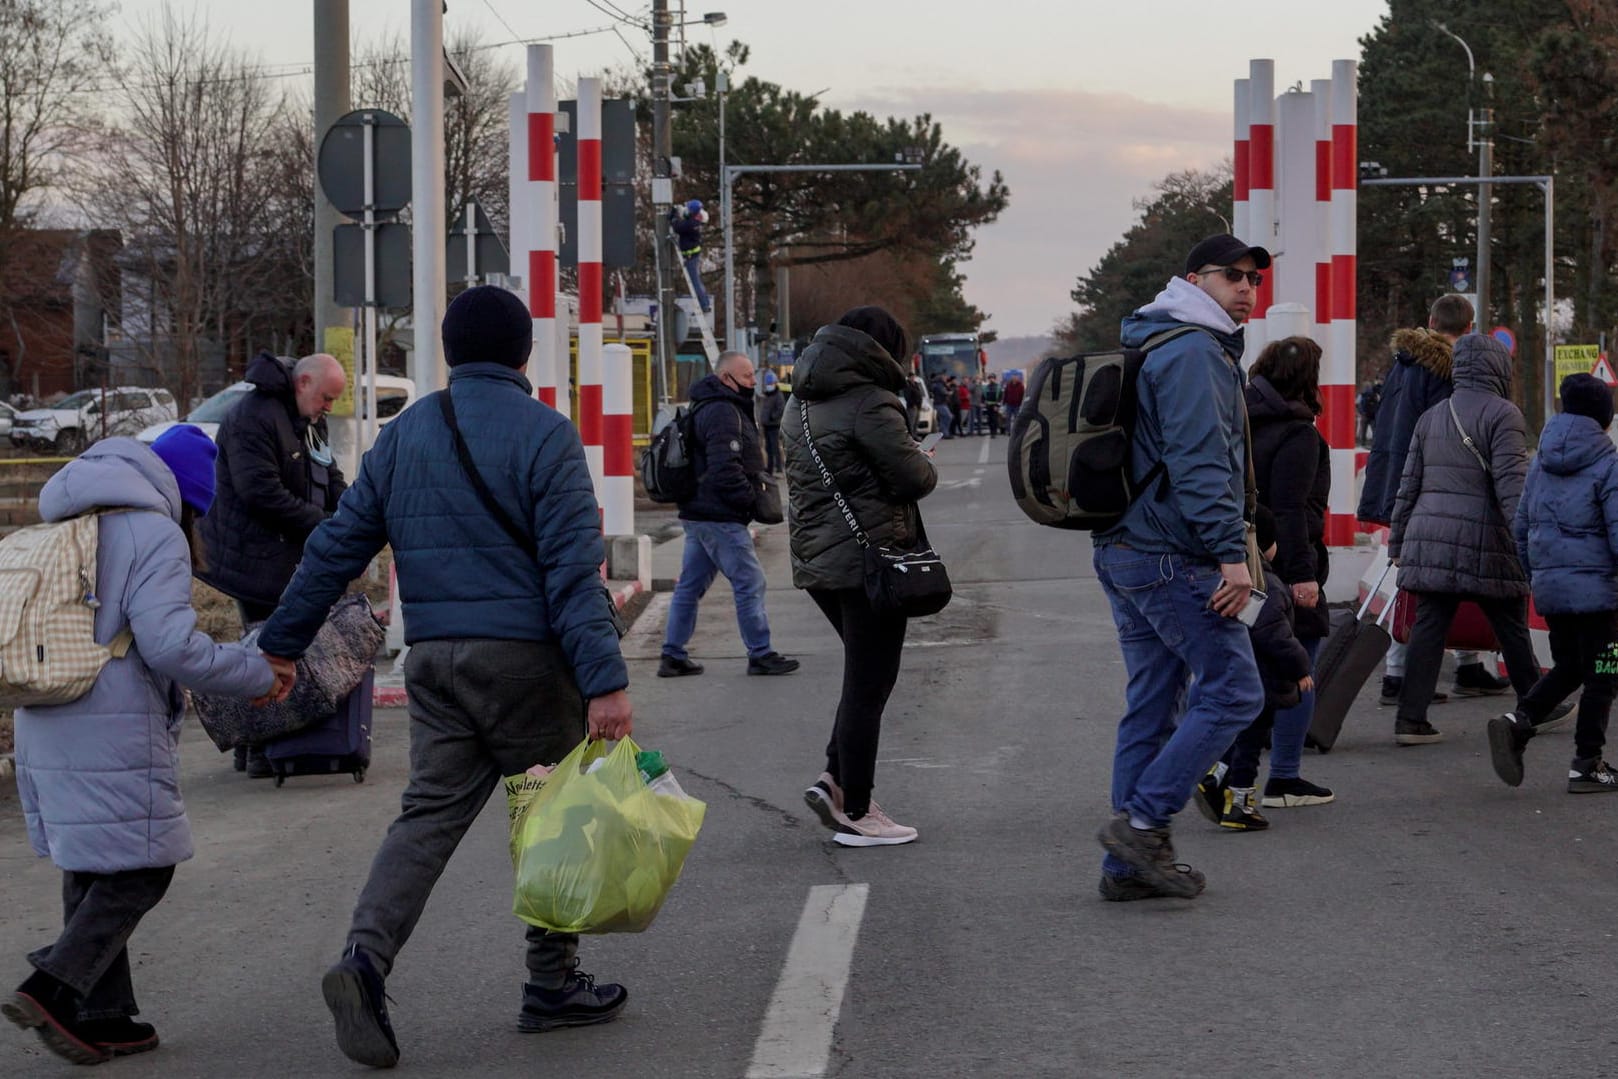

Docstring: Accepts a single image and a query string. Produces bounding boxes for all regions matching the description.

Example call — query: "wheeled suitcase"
[264,669,374,787]
[1308,565,1394,753]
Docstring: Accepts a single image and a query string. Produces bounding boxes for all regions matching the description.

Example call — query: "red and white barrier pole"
[1312,77,1334,381]
[1327,58,1359,547]
[1246,59,1275,361]
[508,91,528,306]
[1233,78,1251,245]
[602,342,634,535]
[1273,89,1317,316]
[577,76,605,501]
[525,45,558,408]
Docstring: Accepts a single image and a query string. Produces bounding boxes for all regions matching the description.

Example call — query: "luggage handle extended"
[1357,561,1394,624]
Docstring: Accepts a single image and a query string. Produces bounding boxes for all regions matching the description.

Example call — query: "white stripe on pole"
[1233,78,1250,243]
[507,91,529,307]
[1272,89,1316,313]
[410,0,447,396]
[602,342,634,535]
[578,77,605,503]
[526,45,558,408]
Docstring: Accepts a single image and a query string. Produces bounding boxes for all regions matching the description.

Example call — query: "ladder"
[671,235,721,369]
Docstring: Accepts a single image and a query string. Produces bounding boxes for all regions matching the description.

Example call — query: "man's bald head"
[293,353,347,420]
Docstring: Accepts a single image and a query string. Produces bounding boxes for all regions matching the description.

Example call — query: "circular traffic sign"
[1491,325,1517,357]
[317,109,412,216]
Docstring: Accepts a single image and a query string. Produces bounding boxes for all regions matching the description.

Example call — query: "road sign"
[334,223,411,308]
[447,201,509,282]
[317,109,411,217]
[1491,326,1517,357]
[1555,344,1600,387]
[1594,354,1618,387]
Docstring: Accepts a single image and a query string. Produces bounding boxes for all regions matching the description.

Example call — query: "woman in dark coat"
[1243,336,1336,807]
[781,306,937,847]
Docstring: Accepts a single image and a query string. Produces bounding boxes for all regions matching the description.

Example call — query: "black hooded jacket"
[1357,328,1454,525]
[1247,375,1332,640]
[680,372,764,524]
[198,352,347,605]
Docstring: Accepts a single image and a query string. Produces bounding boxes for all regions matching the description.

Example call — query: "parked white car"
[11,387,179,455]
[137,375,418,443]
[0,400,17,440]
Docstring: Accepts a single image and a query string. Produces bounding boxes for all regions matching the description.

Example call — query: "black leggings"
[1520,610,1618,760]
[808,588,908,818]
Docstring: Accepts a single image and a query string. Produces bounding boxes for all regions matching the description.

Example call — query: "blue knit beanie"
[151,424,218,514]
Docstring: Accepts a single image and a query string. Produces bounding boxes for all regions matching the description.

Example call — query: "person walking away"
[968,376,985,435]
[1003,372,1025,421]
[902,373,924,437]
[1490,374,1618,790]
[5,428,288,1065]
[1387,333,1541,746]
[200,350,348,778]
[783,306,937,846]
[669,199,710,312]
[955,378,971,437]
[757,368,787,475]
[1357,295,1511,702]
[929,374,955,440]
[1092,233,1268,901]
[1242,336,1335,807]
[982,373,1005,438]
[1197,507,1313,830]
[254,286,635,1067]
[659,350,799,678]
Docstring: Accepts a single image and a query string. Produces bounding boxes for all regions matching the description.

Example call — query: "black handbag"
[798,398,951,617]
[752,473,784,525]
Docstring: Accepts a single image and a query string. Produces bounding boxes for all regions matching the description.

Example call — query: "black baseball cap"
[1184,234,1272,277]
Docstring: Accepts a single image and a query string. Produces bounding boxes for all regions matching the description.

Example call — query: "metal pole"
[312,0,350,353]
[409,0,447,396]
[723,165,735,354]
[1545,176,1555,429]
[362,115,378,453]
[652,0,676,385]
[1477,95,1493,323]
[464,203,476,286]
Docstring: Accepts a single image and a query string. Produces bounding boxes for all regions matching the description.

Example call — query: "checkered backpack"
[0,512,133,708]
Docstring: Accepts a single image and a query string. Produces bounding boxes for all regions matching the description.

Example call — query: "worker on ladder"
[670,199,712,313]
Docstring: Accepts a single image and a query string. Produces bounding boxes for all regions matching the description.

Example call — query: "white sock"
[1208,761,1229,784]
[1229,786,1255,810]
[1129,815,1155,831]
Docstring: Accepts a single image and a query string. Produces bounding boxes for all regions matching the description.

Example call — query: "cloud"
[844,86,1232,335]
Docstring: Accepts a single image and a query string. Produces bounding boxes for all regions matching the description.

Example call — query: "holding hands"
[252,654,297,707]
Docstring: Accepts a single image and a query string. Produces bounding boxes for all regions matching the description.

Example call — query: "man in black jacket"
[659,350,799,678]
[200,351,348,774]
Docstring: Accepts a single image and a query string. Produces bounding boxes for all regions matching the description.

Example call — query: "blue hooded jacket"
[1098,276,1249,564]
[1512,411,1618,615]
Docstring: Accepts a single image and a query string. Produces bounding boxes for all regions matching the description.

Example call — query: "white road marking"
[621,592,671,658]
[936,477,981,490]
[747,883,870,1079]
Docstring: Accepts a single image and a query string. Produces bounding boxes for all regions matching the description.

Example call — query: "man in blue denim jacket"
[1092,234,1269,902]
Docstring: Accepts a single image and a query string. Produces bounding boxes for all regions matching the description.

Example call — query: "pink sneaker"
[832,801,918,847]
[802,773,846,833]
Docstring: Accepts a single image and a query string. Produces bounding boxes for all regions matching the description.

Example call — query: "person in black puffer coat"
[783,306,937,848]
[659,351,798,679]
[1388,333,1544,745]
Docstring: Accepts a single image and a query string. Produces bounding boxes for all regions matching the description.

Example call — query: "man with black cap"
[1091,234,1270,902]
[256,285,634,1068]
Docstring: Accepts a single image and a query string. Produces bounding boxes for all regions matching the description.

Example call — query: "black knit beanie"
[1561,372,1615,430]
[836,305,909,364]
[442,285,533,368]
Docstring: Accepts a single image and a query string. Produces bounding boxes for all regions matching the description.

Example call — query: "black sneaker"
[1193,767,1225,825]
[657,655,704,678]
[1218,788,1270,831]
[1453,662,1512,697]
[1098,864,1206,901]
[1261,776,1335,807]
[80,1017,160,1058]
[1568,758,1618,794]
[1096,816,1202,898]
[1395,718,1443,746]
[747,652,800,676]
[1538,700,1577,733]
[1487,712,1534,787]
[518,971,628,1032]
[246,747,274,779]
[1380,676,1449,706]
[1,970,108,1066]
[321,945,400,1068]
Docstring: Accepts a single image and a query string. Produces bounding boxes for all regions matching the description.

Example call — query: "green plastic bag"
[510,737,706,934]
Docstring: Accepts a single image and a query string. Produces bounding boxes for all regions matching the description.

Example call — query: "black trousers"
[28,865,176,1019]
[1397,591,1540,724]
[1519,610,1618,761]
[236,598,277,627]
[763,425,782,474]
[808,588,908,817]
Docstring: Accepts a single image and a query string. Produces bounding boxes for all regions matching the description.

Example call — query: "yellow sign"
[326,327,356,417]
[1555,344,1600,388]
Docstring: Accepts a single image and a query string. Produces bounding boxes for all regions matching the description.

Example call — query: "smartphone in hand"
[919,432,945,455]
[1235,588,1268,627]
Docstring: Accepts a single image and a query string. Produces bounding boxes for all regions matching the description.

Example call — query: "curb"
[371,578,646,709]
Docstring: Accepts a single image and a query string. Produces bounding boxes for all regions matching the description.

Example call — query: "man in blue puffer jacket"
[256,286,633,1067]
[1091,234,1268,903]
[1491,373,1618,792]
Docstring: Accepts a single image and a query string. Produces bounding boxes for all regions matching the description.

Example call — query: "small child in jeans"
[1197,506,1314,829]
[1492,373,1618,791]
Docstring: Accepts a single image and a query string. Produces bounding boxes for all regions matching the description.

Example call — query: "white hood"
[1134,276,1239,336]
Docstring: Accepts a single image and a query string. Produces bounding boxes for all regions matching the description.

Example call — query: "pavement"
[4,434,1618,1077]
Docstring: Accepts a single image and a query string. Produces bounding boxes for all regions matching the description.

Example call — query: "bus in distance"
[915,332,986,382]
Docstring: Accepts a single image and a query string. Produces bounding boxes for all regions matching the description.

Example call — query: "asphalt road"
[3,433,1617,1078]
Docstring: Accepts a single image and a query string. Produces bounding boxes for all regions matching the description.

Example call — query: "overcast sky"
[118,0,1392,336]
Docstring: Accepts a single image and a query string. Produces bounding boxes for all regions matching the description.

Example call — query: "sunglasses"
[1201,265,1264,287]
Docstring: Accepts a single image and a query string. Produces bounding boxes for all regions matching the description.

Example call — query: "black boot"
[2,969,109,1065]
[79,1016,160,1057]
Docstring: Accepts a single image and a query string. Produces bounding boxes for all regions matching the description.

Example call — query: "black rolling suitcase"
[1308,565,1394,752]
[265,669,374,787]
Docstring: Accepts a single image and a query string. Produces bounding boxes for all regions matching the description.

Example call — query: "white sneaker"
[832,801,918,847]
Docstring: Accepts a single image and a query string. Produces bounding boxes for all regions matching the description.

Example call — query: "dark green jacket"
[781,325,938,590]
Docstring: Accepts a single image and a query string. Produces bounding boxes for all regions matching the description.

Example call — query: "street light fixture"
[1430,19,1494,321]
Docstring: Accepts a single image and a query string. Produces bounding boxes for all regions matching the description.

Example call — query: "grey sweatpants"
[347,639,587,989]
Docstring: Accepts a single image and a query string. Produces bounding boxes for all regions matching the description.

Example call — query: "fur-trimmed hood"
[1390,328,1453,382]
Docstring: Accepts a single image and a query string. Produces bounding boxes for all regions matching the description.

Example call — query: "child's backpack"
[0,512,133,708]
[1007,327,1201,530]
[639,402,709,504]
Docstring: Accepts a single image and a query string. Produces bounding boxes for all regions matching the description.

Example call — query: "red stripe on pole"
[1234,141,1250,201]
[1325,512,1356,547]
[1315,141,1332,202]
[1319,383,1355,449]
[527,113,554,182]
[528,251,556,318]
[579,263,603,323]
[602,416,634,475]
[1315,262,1332,323]
[1330,254,1355,318]
[579,141,602,198]
[579,385,603,443]
[1330,124,1357,190]
[1248,126,1274,189]
[538,387,556,407]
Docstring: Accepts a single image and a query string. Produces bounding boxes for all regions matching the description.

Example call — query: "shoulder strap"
[1448,396,1491,475]
[437,390,538,564]
[798,398,871,549]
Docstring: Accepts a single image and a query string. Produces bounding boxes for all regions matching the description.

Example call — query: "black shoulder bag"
[437,390,625,638]
[797,397,951,618]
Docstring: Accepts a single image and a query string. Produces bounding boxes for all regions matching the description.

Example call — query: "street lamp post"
[1432,21,1494,321]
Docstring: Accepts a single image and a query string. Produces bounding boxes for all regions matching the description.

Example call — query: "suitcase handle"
[1356,561,1394,622]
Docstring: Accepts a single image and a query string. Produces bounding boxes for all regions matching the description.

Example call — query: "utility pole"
[651,0,677,388]
[312,0,351,353]
[1476,72,1495,325]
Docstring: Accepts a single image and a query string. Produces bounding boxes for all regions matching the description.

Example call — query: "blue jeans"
[936,405,954,437]
[1269,635,1322,780]
[1093,545,1264,877]
[682,253,710,312]
[663,520,772,660]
